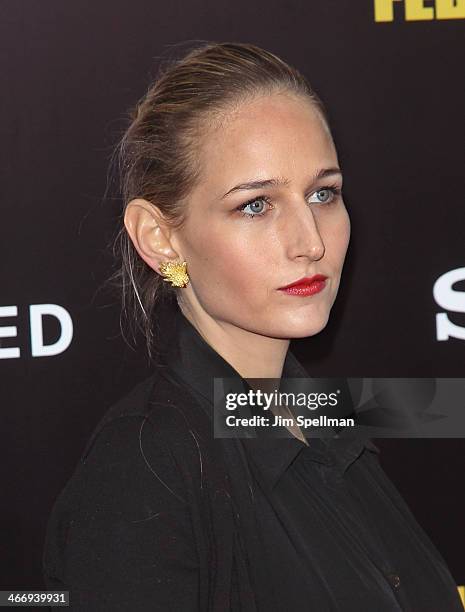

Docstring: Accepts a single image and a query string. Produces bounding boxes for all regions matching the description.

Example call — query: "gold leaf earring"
[159,260,190,288]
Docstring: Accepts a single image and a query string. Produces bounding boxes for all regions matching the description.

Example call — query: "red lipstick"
[278,274,328,297]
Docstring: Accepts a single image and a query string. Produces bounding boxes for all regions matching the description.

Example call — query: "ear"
[123,198,182,274]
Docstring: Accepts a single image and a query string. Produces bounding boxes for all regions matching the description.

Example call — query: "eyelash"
[236,184,342,219]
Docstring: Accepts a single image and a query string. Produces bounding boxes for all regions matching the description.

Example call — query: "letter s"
[433,267,465,341]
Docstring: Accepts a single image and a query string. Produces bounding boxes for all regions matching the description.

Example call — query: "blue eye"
[312,187,340,204]
[237,196,272,219]
[236,185,342,219]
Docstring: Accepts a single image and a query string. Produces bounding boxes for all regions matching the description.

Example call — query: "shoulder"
[46,369,211,532]
[44,366,228,549]
[48,384,193,530]
[42,373,211,604]
[80,367,209,466]
[43,371,206,577]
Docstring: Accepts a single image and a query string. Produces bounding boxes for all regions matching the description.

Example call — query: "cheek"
[187,228,270,296]
[337,222,351,257]
[342,210,351,247]
[326,208,351,259]
[218,236,271,290]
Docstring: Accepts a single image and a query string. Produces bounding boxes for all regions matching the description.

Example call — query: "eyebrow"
[220,167,342,200]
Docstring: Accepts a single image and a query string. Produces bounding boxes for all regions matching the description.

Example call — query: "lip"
[278,274,328,290]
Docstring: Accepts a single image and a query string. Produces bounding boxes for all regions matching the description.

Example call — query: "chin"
[268,310,331,340]
[290,320,329,339]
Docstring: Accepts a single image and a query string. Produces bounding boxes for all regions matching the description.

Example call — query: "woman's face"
[172,92,350,339]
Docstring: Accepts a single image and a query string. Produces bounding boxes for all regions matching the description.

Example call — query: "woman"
[43,42,463,611]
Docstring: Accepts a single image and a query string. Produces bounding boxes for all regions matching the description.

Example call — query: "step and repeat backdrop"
[2,0,464,599]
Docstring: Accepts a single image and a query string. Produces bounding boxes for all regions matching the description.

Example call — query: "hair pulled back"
[106,40,331,362]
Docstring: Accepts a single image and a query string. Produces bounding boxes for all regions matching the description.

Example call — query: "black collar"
[157,302,379,490]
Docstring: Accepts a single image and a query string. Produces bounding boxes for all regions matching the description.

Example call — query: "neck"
[179,306,290,379]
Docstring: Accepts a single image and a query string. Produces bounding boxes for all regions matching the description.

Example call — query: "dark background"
[1,0,464,596]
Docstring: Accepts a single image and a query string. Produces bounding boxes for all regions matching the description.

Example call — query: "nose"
[282,199,325,261]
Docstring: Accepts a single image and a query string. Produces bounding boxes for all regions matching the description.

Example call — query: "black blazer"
[43,305,463,611]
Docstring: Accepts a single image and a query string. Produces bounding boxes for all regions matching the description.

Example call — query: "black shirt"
[43,303,463,610]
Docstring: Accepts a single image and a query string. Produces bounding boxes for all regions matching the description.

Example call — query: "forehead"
[196,93,336,191]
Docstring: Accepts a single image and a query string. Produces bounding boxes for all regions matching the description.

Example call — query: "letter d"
[30,304,73,356]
